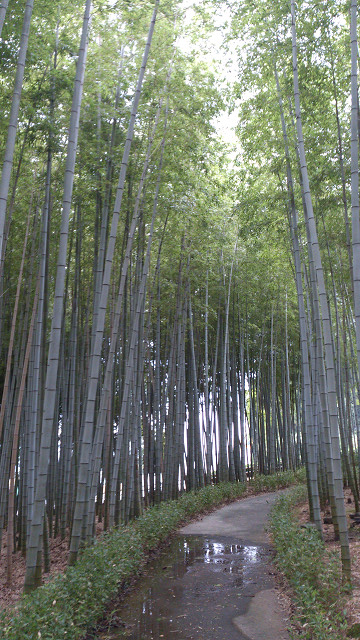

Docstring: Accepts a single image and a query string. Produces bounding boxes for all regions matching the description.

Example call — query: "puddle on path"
[97,535,272,640]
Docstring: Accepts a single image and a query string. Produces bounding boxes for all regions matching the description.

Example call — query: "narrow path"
[103,491,290,640]
[179,491,290,640]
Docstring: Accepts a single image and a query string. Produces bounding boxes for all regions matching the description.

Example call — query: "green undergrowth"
[0,469,305,640]
[270,486,349,640]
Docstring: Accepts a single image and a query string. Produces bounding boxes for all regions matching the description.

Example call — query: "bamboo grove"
[0,0,359,592]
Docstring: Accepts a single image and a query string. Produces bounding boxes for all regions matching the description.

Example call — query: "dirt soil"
[0,521,105,610]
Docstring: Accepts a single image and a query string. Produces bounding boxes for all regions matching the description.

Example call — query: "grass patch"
[347,622,360,638]
[269,486,349,640]
[0,469,304,640]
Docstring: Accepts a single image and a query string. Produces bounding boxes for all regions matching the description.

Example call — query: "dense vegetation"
[0,0,359,598]
[270,486,349,640]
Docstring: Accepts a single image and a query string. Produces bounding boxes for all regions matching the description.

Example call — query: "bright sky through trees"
[178,0,240,146]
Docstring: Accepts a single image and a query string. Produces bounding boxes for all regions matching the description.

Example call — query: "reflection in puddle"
[98,536,268,640]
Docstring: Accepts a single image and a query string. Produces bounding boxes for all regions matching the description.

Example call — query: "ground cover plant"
[0,470,304,640]
[270,486,349,640]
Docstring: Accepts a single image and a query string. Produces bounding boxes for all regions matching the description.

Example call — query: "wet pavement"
[98,491,290,640]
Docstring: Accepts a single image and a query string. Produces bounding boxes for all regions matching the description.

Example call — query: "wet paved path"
[101,491,290,640]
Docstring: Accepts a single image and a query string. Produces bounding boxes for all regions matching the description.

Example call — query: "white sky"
[177,0,240,147]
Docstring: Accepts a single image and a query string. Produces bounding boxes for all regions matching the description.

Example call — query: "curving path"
[179,491,290,640]
[105,491,290,640]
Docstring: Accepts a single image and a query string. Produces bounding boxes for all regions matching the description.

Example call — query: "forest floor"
[0,483,273,611]
[0,521,105,610]
[294,487,360,632]
[2,484,360,635]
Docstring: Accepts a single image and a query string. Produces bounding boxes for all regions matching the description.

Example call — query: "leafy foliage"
[270,487,349,640]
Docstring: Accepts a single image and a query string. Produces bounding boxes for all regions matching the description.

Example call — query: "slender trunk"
[0,0,9,37]
[24,0,92,592]
[0,0,34,266]
[351,1,360,402]
[0,206,32,441]
[7,281,39,586]
[291,0,350,578]
[274,61,321,530]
